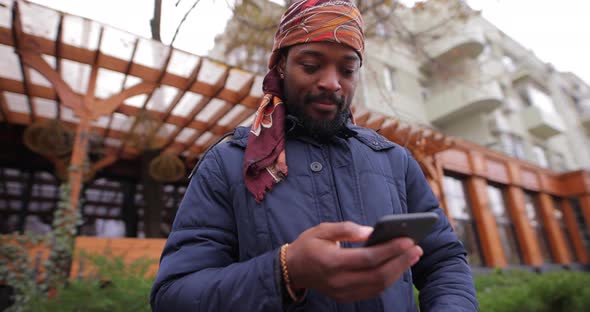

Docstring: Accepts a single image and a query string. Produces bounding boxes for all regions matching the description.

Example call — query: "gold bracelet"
[280,243,306,303]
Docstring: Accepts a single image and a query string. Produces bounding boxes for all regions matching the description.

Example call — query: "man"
[150,0,478,311]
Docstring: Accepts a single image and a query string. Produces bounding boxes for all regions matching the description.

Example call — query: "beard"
[285,92,350,141]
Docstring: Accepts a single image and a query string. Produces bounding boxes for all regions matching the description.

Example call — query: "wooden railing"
[9,237,166,279]
[70,237,166,278]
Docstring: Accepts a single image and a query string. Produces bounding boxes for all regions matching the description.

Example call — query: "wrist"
[280,243,307,302]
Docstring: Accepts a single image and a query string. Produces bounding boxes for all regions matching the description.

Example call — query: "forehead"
[288,42,360,63]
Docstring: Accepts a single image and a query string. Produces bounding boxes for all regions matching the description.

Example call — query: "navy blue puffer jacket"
[150,123,478,311]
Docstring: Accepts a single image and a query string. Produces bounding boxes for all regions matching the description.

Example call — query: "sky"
[25,0,590,84]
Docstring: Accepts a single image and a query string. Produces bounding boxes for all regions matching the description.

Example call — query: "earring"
[280,72,284,79]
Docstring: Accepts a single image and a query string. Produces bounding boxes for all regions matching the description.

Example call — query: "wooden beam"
[162,58,203,121]
[104,38,139,140]
[505,186,544,266]
[148,57,204,142]
[137,48,173,111]
[83,26,104,111]
[55,14,64,120]
[186,75,256,153]
[11,2,35,123]
[160,67,232,152]
[537,193,571,264]
[0,28,255,105]
[17,50,83,112]
[353,110,370,126]
[212,106,256,135]
[116,47,174,155]
[0,92,10,123]
[560,198,590,264]
[93,82,156,117]
[366,115,385,130]
[68,118,91,219]
[466,176,508,268]
[91,154,118,172]
[465,175,507,267]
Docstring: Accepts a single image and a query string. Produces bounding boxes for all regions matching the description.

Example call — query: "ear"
[277,52,287,77]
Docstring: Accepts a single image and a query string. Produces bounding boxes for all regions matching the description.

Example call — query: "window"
[383,66,396,93]
[523,192,553,263]
[550,152,567,172]
[419,80,430,101]
[500,133,526,159]
[532,145,549,168]
[553,198,578,262]
[520,85,557,114]
[502,55,517,72]
[487,184,522,265]
[442,175,482,266]
[570,198,590,252]
[375,22,389,38]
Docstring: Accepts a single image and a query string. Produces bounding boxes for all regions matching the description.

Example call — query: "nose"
[317,67,341,93]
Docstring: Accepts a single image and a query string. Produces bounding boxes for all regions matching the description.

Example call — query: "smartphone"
[364,212,439,247]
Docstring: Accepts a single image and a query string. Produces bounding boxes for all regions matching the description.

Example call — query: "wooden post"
[465,176,507,267]
[68,118,90,213]
[141,149,165,238]
[560,199,590,264]
[121,181,138,237]
[505,186,543,266]
[537,193,571,264]
[580,195,590,232]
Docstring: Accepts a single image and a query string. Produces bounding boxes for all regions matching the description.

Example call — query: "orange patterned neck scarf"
[244,0,365,202]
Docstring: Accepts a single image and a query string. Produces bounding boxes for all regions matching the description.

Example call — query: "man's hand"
[286,221,423,303]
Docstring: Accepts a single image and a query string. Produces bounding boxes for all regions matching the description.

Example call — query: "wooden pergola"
[0,0,453,236]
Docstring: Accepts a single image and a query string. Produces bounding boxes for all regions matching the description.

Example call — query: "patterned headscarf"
[244,0,365,202]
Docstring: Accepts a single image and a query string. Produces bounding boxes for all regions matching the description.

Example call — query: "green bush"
[20,252,155,312]
[476,269,590,312]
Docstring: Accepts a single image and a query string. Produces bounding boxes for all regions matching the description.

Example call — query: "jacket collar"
[230,117,395,151]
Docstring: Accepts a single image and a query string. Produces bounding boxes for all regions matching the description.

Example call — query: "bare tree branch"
[170,0,202,47]
[151,0,163,41]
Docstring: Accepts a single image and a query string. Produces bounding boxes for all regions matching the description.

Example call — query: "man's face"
[279,42,360,138]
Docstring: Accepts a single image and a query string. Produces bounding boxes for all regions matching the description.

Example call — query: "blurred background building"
[211,0,590,172]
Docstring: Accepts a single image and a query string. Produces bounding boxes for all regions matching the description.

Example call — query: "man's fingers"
[333,237,416,271]
[324,245,423,297]
[377,245,423,286]
[313,222,373,242]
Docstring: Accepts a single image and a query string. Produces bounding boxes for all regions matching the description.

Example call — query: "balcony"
[426,81,504,126]
[578,98,590,131]
[512,64,548,87]
[422,29,486,65]
[520,105,565,139]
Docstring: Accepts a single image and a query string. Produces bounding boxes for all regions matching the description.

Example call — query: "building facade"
[359,0,590,173]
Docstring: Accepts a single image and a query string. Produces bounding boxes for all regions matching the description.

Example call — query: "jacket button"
[310,162,323,172]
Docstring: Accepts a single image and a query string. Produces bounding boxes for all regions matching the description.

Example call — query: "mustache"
[304,93,344,107]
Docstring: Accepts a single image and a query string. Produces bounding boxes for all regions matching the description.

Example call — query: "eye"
[342,68,356,76]
[302,64,319,74]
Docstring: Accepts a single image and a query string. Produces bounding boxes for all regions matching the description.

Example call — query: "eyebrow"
[296,49,360,63]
